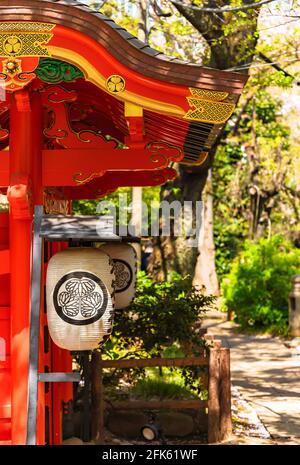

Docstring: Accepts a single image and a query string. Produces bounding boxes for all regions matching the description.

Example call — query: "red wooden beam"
[0,149,176,187]
[62,168,177,199]
[42,143,182,186]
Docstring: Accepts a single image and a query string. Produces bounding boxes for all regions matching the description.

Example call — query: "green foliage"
[72,199,98,215]
[231,89,290,143]
[132,366,198,400]
[222,235,300,335]
[213,86,296,279]
[72,187,132,216]
[102,272,215,394]
[214,220,244,279]
[105,271,215,358]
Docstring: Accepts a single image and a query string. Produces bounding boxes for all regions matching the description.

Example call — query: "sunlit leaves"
[222,235,300,335]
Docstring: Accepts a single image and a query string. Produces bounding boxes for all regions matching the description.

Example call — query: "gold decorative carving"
[145,141,184,164]
[73,172,106,186]
[0,23,54,32]
[0,58,36,91]
[44,188,70,215]
[184,97,235,124]
[0,22,54,57]
[189,88,228,101]
[106,75,126,93]
[3,58,21,74]
[3,37,22,55]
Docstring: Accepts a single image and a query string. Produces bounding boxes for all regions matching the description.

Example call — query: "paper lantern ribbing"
[46,248,114,351]
[100,243,137,309]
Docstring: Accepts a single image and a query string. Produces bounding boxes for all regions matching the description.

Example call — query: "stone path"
[202,311,300,445]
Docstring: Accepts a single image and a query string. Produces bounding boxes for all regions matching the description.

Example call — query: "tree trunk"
[193,169,219,295]
[149,162,210,281]
[131,186,142,237]
[150,1,261,285]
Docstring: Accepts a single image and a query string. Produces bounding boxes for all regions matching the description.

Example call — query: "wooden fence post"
[91,351,104,444]
[208,347,220,443]
[219,348,231,442]
[208,347,231,443]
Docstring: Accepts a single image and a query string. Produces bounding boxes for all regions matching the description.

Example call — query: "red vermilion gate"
[0,0,246,445]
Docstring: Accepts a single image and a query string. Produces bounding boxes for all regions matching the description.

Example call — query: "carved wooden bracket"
[42,85,122,151]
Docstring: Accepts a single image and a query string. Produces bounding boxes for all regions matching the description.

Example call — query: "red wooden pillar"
[9,89,43,445]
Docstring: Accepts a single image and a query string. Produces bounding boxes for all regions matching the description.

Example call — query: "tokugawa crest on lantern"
[46,248,114,351]
[100,243,137,309]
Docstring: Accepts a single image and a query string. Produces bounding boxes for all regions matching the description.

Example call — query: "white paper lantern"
[46,248,114,351]
[100,243,137,309]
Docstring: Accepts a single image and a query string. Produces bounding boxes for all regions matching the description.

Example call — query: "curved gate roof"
[0,0,248,166]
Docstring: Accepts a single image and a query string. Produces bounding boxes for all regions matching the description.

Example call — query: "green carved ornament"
[35,58,84,84]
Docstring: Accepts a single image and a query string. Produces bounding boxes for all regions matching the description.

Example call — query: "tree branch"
[258,52,300,84]
[152,0,172,17]
[171,0,277,14]
[93,1,110,10]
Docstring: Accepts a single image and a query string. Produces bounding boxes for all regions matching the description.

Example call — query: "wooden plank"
[218,348,232,442]
[91,351,104,445]
[100,355,208,369]
[38,373,80,382]
[41,215,121,241]
[207,348,232,443]
[108,400,208,410]
[207,348,221,444]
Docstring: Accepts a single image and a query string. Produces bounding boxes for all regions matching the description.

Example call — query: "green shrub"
[102,272,215,392]
[222,235,300,335]
[104,271,215,359]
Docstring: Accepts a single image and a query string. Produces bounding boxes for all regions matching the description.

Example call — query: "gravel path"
[202,311,300,445]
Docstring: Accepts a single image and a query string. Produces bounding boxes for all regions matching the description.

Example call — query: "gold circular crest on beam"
[106,75,126,94]
[3,36,23,56]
